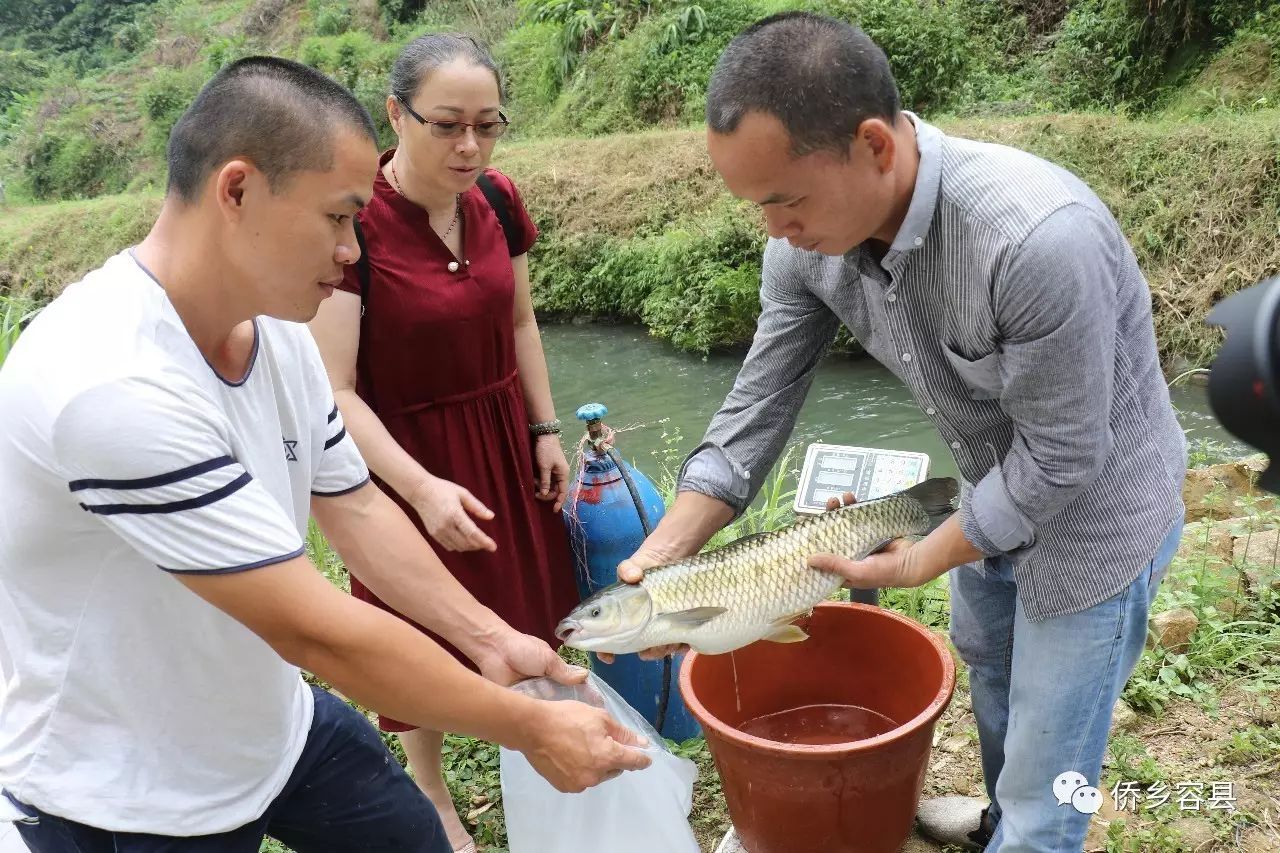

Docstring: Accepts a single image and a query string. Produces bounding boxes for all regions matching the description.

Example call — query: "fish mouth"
[555,619,581,643]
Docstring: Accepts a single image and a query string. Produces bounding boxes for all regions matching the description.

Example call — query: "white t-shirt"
[0,250,369,834]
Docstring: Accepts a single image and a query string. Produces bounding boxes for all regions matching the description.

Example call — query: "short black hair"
[706,12,901,159]
[166,56,378,202]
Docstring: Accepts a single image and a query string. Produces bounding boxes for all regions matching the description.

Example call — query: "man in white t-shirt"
[0,57,649,851]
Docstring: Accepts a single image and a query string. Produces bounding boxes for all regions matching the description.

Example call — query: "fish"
[555,477,959,656]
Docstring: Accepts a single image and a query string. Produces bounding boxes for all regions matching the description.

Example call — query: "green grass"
[0,292,36,368]
[1122,489,1280,716]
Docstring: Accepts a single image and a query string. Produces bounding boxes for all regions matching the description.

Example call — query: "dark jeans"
[6,687,448,853]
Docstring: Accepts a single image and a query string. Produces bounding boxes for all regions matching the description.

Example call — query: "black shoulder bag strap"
[354,173,519,315]
[476,171,522,258]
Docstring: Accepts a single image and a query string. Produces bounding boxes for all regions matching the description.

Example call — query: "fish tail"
[903,477,960,533]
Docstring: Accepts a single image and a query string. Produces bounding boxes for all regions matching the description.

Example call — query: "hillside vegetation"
[1,0,1278,366]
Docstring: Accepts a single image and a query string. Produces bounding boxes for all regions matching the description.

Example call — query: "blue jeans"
[948,520,1182,853]
[6,687,448,853]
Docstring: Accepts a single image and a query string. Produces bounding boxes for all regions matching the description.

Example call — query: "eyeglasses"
[397,96,509,140]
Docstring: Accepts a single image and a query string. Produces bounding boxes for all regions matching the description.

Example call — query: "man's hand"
[475,629,588,688]
[601,544,690,664]
[807,491,981,589]
[807,490,927,588]
[615,540,683,585]
[809,538,929,589]
[520,700,652,792]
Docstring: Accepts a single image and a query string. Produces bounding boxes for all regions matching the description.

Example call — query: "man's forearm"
[643,490,737,560]
[298,580,541,747]
[314,483,506,664]
[907,515,986,582]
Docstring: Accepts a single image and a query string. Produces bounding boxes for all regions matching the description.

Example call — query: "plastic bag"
[500,672,700,853]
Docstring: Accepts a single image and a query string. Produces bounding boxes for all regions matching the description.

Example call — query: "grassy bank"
[4,108,1279,366]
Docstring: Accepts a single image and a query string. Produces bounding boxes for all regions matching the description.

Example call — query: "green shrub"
[620,1,759,127]
[496,21,563,120]
[22,122,130,201]
[523,0,994,135]
[1163,5,1280,117]
[530,0,771,135]
[311,0,353,36]
[1045,0,1274,110]
[298,31,398,145]
[1044,0,1162,109]
[0,50,48,112]
[807,0,978,113]
[0,293,37,369]
[530,210,765,352]
[139,66,205,157]
[204,35,254,75]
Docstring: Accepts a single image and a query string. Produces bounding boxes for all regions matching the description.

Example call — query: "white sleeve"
[52,375,305,574]
[312,399,370,497]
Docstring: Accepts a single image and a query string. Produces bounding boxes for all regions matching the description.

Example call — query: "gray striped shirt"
[679,114,1187,621]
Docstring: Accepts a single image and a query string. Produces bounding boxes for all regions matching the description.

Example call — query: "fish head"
[555,583,654,652]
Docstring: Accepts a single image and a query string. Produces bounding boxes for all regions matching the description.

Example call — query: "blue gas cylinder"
[562,403,702,742]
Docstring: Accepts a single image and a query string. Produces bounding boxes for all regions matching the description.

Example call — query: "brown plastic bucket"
[679,602,956,853]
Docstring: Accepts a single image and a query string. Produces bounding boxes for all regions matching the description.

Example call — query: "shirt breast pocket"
[942,343,1004,401]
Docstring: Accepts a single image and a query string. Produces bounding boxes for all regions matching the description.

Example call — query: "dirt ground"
[902,679,1280,853]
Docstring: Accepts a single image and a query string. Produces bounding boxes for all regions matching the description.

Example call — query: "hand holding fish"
[808,490,986,590]
[604,544,694,664]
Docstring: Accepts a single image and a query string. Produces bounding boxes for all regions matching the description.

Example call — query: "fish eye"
[590,607,601,618]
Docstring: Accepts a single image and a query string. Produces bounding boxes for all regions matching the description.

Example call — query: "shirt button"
[951,441,962,450]
[901,353,913,363]
[913,236,924,247]
[926,407,937,416]
[886,293,897,303]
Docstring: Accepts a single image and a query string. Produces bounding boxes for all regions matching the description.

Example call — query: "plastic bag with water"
[499,672,700,853]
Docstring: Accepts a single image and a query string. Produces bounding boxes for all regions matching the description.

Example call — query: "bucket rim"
[678,601,957,758]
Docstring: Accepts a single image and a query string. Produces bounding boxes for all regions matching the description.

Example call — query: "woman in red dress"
[309,34,580,852]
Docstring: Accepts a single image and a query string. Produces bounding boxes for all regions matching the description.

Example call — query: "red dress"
[337,150,580,732]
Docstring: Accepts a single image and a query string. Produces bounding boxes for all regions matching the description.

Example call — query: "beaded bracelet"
[529,419,562,436]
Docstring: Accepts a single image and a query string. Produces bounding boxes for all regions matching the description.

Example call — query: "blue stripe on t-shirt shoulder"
[69,456,236,493]
[79,471,252,516]
[323,427,347,451]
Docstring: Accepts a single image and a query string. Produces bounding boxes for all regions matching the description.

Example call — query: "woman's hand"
[533,433,570,513]
[408,474,498,553]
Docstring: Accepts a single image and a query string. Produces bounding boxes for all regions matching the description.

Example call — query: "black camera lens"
[1206,276,1280,494]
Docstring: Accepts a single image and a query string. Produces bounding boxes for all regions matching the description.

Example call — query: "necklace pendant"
[448,261,460,273]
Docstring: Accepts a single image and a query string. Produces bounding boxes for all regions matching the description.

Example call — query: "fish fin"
[726,531,771,547]
[764,610,812,642]
[858,537,896,559]
[658,606,729,627]
[902,478,960,533]
[764,625,809,643]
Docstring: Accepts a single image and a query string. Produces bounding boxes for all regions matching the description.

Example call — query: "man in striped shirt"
[620,13,1186,852]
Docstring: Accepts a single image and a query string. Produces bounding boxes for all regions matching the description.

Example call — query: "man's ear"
[214,159,256,223]
[859,118,897,174]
